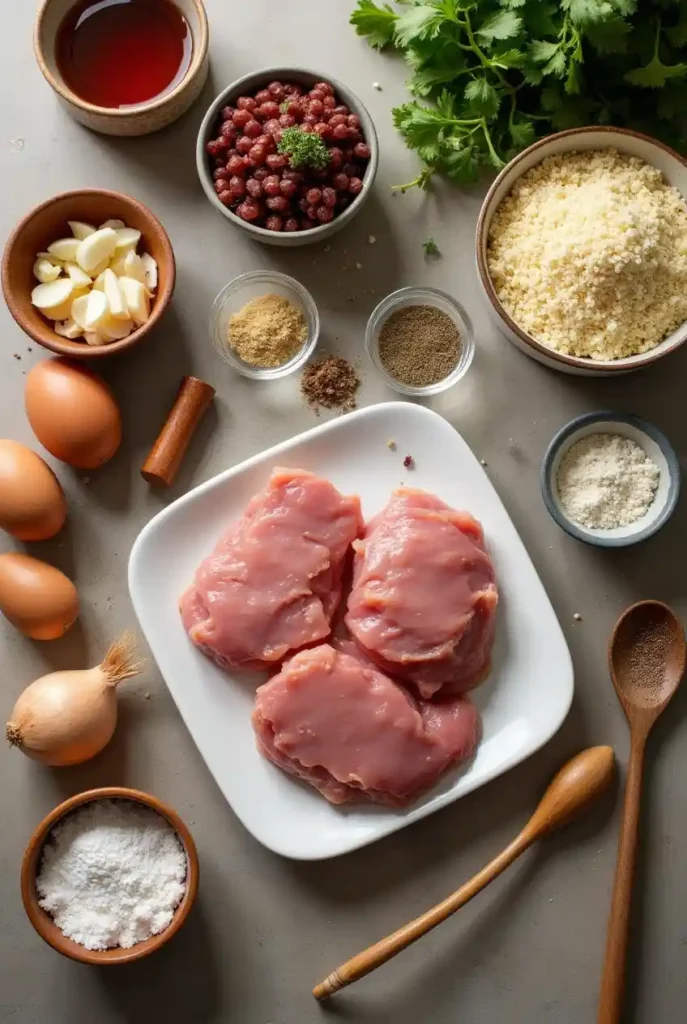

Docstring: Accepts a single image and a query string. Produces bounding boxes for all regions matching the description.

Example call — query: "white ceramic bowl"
[541,412,681,547]
[210,270,319,380]
[476,127,687,377]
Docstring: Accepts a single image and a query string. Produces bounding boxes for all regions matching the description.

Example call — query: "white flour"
[36,799,187,951]
[556,433,660,529]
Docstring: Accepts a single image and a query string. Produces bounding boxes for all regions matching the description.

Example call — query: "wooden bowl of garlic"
[1,189,175,358]
[21,787,199,964]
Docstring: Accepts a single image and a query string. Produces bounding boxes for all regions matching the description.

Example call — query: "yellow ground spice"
[228,293,307,368]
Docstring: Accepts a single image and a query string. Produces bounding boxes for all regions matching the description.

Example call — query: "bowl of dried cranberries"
[196,67,378,246]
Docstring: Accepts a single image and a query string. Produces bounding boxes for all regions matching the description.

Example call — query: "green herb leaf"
[464,77,501,118]
[350,0,398,49]
[509,116,536,148]
[625,56,687,88]
[475,9,522,43]
[422,237,441,256]
[394,5,446,48]
[277,127,330,170]
[544,49,568,77]
[529,40,560,63]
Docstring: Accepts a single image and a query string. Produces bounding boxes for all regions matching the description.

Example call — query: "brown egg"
[0,439,67,541]
[25,358,122,469]
[0,553,79,640]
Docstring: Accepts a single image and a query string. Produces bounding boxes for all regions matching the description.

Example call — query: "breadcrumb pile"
[487,149,687,360]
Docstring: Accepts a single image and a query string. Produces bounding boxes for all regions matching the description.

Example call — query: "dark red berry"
[315,82,334,96]
[266,153,287,171]
[248,145,268,167]
[328,148,344,171]
[354,142,371,160]
[232,108,252,128]
[323,95,336,110]
[332,172,349,191]
[263,175,281,196]
[348,114,361,130]
[315,122,333,140]
[305,187,322,205]
[316,205,334,223]
[263,119,281,137]
[246,178,264,198]
[218,189,234,206]
[308,100,324,118]
[243,120,262,139]
[236,96,257,112]
[220,121,237,140]
[283,169,303,184]
[213,168,227,181]
[236,135,253,155]
[284,217,300,232]
[226,154,246,176]
[333,105,348,116]
[221,105,235,120]
[348,177,364,195]
[279,178,297,198]
[321,187,337,208]
[214,178,230,193]
[284,83,302,97]
[302,114,318,127]
[237,199,261,221]
[252,167,269,182]
[298,197,310,214]
[266,195,289,213]
[265,215,284,231]
[306,205,319,220]
[259,101,281,121]
[268,81,285,99]
[284,101,302,121]
[308,90,325,103]
[279,114,296,130]
[255,89,271,104]
[333,124,350,141]
[206,139,224,156]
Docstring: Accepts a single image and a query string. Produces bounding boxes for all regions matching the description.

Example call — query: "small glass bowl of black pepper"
[210,270,320,380]
[365,286,474,397]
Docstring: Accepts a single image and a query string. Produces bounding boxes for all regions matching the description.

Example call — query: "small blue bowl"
[541,411,681,547]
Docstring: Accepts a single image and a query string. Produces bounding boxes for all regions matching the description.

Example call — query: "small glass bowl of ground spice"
[366,287,474,396]
[211,270,319,380]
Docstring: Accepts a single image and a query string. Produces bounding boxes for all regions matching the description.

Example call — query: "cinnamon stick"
[141,376,215,487]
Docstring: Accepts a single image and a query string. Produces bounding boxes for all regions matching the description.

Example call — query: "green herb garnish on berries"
[351,0,687,190]
[278,127,331,170]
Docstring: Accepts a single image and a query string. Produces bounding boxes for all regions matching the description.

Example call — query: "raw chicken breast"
[346,489,498,699]
[252,643,480,807]
[180,469,362,671]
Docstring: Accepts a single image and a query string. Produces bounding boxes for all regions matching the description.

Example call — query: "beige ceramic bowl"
[476,126,687,377]
[21,787,199,965]
[34,0,209,136]
[2,188,175,359]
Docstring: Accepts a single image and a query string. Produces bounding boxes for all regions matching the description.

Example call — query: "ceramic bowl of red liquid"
[196,68,379,246]
[34,0,209,136]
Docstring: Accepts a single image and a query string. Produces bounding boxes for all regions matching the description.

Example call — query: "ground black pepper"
[301,356,360,413]
[378,304,461,387]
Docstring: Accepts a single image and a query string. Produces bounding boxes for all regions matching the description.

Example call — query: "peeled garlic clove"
[99,219,126,231]
[33,258,62,284]
[70,294,90,330]
[141,253,158,293]
[68,220,96,241]
[99,315,134,341]
[65,262,92,288]
[55,317,84,340]
[36,251,64,267]
[119,277,150,326]
[90,257,112,278]
[114,227,141,253]
[48,237,81,263]
[84,331,109,347]
[109,251,129,277]
[92,271,107,292]
[84,290,109,330]
[123,250,146,284]
[32,278,74,315]
[102,268,129,320]
[76,227,117,274]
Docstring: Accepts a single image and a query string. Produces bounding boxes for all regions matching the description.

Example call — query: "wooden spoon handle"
[313,829,533,1000]
[597,735,646,1024]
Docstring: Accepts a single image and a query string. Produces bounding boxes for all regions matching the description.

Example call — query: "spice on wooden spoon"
[313,746,615,1000]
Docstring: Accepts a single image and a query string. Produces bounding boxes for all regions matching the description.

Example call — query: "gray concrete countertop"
[1,3,686,1022]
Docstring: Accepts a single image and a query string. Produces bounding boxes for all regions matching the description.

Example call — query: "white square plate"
[129,403,573,860]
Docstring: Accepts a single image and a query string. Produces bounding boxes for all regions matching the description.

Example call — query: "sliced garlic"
[119,276,150,325]
[85,331,108,346]
[99,314,134,341]
[114,227,141,253]
[123,250,146,284]
[68,220,96,241]
[90,256,112,278]
[36,251,64,267]
[55,317,84,340]
[33,258,62,284]
[84,290,109,330]
[109,251,129,277]
[47,237,81,263]
[70,293,90,330]
[141,253,158,292]
[102,268,128,319]
[92,271,107,292]
[76,227,117,274]
[99,219,126,231]
[32,278,74,314]
[65,262,92,288]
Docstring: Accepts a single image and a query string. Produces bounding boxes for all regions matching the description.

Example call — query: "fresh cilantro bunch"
[351,0,687,189]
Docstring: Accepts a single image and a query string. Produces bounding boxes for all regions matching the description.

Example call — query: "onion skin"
[6,632,143,766]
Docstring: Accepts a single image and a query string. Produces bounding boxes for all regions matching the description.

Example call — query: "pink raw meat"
[346,489,498,699]
[180,468,362,671]
[252,643,480,806]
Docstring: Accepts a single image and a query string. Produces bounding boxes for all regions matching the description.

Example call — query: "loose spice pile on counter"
[228,293,307,367]
[488,150,687,361]
[557,434,660,529]
[379,305,461,387]
[301,356,360,412]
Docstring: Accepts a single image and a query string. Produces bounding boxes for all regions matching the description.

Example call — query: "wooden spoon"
[597,601,686,1024]
[313,745,615,1001]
